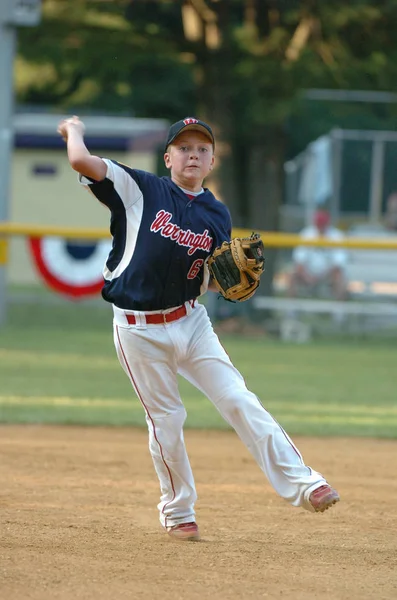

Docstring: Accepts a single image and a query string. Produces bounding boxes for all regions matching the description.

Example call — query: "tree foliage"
[16,0,397,143]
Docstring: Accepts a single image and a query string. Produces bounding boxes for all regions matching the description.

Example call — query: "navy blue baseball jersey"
[80,159,232,310]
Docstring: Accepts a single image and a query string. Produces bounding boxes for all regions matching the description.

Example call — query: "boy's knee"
[216,390,256,417]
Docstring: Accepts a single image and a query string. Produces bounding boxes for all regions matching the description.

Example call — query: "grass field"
[1,301,396,438]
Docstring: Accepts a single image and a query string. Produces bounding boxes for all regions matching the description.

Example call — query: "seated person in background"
[288,209,348,300]
[384,193,397,233]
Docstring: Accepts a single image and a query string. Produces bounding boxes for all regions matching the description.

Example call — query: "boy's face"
[164,130,214,190]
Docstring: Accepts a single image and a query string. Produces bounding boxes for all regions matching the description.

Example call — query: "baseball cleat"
[166,521,200,541]
[309,484,340,512]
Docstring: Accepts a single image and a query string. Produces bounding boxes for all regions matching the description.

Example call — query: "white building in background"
[9,113,168,285]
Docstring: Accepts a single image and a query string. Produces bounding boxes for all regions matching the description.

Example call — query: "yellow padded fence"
[0,239,7,265]
[0,221,397,250]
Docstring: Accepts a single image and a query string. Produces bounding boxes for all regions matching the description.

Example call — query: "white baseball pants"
[113,302,326,528]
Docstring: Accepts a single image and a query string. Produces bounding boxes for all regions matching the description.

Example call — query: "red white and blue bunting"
[28,237,111,299]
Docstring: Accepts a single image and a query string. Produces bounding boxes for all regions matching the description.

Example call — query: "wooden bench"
[253,296,397,317]
[252,296,397,341]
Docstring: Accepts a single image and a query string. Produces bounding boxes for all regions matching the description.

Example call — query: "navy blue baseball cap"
[165,117,215,151]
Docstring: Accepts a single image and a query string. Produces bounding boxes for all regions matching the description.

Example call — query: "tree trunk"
[215,132,250,227]
[196,45,246,224]
[249,126,286,297]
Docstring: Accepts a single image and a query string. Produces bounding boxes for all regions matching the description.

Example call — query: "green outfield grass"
[0,302,396,437]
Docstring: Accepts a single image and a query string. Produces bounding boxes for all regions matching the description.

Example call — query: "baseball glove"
[208,233,265,302]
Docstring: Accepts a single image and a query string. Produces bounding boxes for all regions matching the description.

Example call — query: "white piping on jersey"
[101,159,143,281]
[78,160,143,209]
[103,159,143,209]
[200,260,211,296]
[102,200,143,281]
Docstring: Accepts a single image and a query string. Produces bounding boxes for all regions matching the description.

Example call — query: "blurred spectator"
[288,209,348,300]
[384,193,397,232]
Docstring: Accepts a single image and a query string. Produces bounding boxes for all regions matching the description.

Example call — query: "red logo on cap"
[183,118,199,125]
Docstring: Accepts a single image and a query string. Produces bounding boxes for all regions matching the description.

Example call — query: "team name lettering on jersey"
[150,210,213,256]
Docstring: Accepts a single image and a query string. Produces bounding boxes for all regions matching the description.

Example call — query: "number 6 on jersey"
[187,259,204,279]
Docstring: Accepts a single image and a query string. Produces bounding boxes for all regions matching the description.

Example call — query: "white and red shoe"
[310,485,340,512]
[166,521,200,541]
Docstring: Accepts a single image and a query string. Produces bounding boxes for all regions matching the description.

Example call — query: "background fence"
[282,128,397,233]
[1,222,397,341]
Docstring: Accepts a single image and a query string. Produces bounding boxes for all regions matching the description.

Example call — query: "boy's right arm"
[57,116,107,181]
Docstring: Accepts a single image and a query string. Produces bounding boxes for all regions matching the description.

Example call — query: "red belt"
[125,304,188,325]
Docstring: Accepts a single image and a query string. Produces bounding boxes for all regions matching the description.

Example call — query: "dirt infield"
[1,426,396,600]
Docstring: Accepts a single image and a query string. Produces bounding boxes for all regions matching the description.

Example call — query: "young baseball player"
[58,115,340,542]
